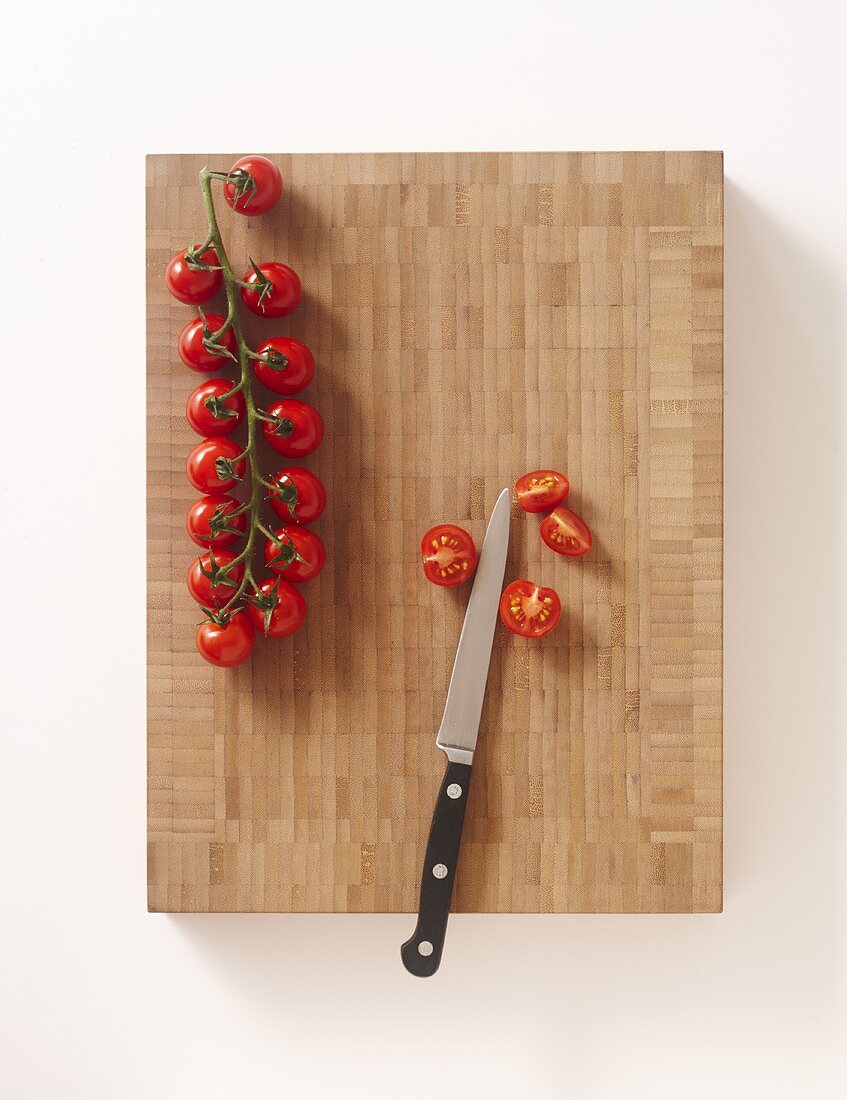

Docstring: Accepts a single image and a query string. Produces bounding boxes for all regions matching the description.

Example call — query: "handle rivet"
[418,940,434,957]
[432,863,448,879]
[447,784,462,799]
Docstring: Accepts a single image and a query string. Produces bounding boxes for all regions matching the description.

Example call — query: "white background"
[1,1,845,1096]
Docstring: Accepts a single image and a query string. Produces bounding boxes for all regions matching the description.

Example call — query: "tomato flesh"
[187,551,244,607]
[515,470,570,513]
[166,248,222,305]
[540,506,592,557]
[499,580,562,638]
[247,578,307,638]
[186,379,245,437]
[224,155,282,216]
[421,524,477,587]
[196,612,255,668]
[268,467,326,525]
[264,525,326,583]
[240,262,302,318]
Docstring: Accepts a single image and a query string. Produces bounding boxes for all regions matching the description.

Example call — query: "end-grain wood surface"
[147,152,723,913]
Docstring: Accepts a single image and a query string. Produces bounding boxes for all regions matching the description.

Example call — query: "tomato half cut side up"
[540,506,592,558]
[499,580,562,639]
[421,524,477,587]
[514,470,570,513]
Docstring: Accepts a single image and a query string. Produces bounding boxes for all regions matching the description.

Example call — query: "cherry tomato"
[252,337,315,395]
[166,248,222,305]
[178,313,236,371]
[186,438,245,494]
[196,612,255,668]
[540,506,592,557]
[264,525,326,583]
[421,524,477,587]
[262,399,324,458]
[186,495,246,549]
[187,550,244,607]
[241,262,302,318]
[224,155,283,215]
[515,470,570,513]
[247,577,307,638]
[186,379,245,437]
[268,467,326,525]
[499,580,562,638]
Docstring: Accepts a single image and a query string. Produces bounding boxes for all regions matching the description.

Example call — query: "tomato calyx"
[264,528,308,570]
[247,575,281,634]
[223,167,257,208]
[203,394,239,421]
[240,258,274,307]
[269,473,299,518]
[214,455,244,483]
[255,346,289,371]
[198,548,240,590]
[263,413,295,437]
[184,241,220,272]
[208,502,246,540]
[198,307,237,362]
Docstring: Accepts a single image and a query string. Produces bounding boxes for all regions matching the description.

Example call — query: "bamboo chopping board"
[147,152,723,914]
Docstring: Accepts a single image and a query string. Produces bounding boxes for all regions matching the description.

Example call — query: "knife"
[401,488,511,977]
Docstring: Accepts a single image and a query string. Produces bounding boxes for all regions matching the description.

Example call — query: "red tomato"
[196,612,255,668]
[186,437,245,493]
[186,379,245,437]
[178,313,236,371]
[268,467,326,525]
[240,262,302,317]
[264,525,326,583]
[187,551,244,607]
[499,580,562,638]
[421,524,477,587]
[540,507,592,557]
[515,470,570,513]
[165,248,222,305]
[186,495,246,549]
[262,399,324,458]
[252,337,315,395]
[224,155,282,215]
[247,577,307,638]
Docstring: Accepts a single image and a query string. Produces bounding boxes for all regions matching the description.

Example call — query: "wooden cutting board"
[147,151,723,913]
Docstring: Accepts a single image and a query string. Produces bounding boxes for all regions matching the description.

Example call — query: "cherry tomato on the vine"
[166,248,222,305]
[241,262,302,318]
[186,438,245,493]
[268,467,326,525]
[186,495,246,549]
[515,470,570,514]
[196,612,255,668]
[178,313,236,371]
[262,399,324,458]
[264,525,326,583]
[247,577,307,638]
[252,337,315,395]
[421,524,477,587]
[224,155,283,216]
[499,580,562,639]
[540,507,592,557]
[187,550,244,607]
[186,379,245,437]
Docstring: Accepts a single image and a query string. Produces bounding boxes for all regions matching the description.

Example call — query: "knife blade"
[401,488,511,977]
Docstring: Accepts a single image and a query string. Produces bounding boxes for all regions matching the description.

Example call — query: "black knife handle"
[401,758,472,977]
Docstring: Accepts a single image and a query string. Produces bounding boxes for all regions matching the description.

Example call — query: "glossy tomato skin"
[240,262,302,317]
[196,612,255,668]
[421,524,477,587]
[186,495,246,549]
[186,437,245,493]
[268,467,326,525]
[186,379,245,437]
[178,313,236,371]
[262,399,324,458]
[515,470,570,513]
[540,506,592,557]
[499,580,562,638]
[187,551,244,607]
[252,337,315,395]
[264,525,326,583]
[166,248,222,305]
[247,578,307,638]
[224,155,282,215]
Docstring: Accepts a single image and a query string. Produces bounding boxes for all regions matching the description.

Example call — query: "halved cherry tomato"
[241,262,302,317]
[262,399,324,458]
[196,611,255,668]
[252,337,315,395]
[264,525,326,583]
[499,580,562,638]
[187,550,244,607]
[178,313,236,371]
[186,437,245,493]
[515,470,570,513]
[186,379,245,437]
[186,495,246,549]
[540,507,592,557]
[224,155,282,216]
[247,577,307,638]
[421,524,477,587]
[166,248,222,305]
[268,467,326,525]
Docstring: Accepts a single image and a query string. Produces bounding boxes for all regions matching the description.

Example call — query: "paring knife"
[401,488,511,977]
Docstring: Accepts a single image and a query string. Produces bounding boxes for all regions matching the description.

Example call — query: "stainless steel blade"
[435,488,511,764]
